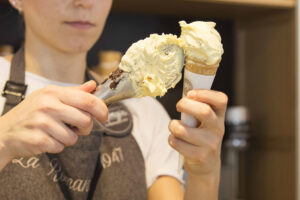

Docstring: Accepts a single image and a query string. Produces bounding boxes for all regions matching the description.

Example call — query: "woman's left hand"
[168,89,228,178]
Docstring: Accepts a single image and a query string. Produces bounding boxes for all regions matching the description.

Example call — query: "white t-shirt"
[0,57,183,188]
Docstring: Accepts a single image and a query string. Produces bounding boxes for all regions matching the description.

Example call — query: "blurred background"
[0,0,298,199]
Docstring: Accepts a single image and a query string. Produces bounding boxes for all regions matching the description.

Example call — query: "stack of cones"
[0,45,13,57]
[91,51,122,83]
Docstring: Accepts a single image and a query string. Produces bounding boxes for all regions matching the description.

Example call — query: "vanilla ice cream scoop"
[179,20,223,68]
[119,34,184,97]
[95,34,184,104]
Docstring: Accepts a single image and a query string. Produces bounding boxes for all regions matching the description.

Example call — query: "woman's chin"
[58,42,94,54]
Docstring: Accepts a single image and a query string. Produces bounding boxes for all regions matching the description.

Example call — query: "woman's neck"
[24,36,87,84]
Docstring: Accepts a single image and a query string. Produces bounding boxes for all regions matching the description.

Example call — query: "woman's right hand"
[0,80,108,170]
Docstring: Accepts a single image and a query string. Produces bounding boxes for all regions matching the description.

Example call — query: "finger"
[45,103,93,136]
[57,88,108,123]
[26,130,65,154]
[76,80,97,93]
[187,90,228,117]
[44,136,65,154]
[46,120,79,147]
[34,114,79,146]
[168,134,205,161]
[73,116,93,136]
[169,120,224,146]
[177,98,217,127]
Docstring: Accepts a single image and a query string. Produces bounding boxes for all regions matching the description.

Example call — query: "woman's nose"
[74,0,94,9]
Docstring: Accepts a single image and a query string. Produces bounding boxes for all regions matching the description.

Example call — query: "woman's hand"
[168,89,228,179]
[0,80,108,170]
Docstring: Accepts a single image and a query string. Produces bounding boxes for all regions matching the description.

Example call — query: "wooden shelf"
[111,0,295,19]
[0,0,294,8]
[0,0,295,19]
[188,0,296,8]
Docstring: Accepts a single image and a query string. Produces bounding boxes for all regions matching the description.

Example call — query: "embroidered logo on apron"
[94,103,133,136]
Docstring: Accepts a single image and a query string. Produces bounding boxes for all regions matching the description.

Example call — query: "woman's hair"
[0,5,25,49]
[16,12,25,47]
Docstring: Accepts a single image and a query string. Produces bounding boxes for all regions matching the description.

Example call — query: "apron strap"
[1,46,27,115]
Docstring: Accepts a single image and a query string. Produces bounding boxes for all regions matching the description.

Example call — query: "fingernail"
[187,90,196,98]
[83,80,92,85]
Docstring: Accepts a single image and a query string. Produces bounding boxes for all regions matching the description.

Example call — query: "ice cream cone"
[178,20,224,173]
[185,56,220,76]
[179,59,219,173]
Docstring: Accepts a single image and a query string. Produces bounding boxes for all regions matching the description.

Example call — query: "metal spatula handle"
[94,77,136,105]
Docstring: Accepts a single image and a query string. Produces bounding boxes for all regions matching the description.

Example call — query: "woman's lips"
[64,21,95,30]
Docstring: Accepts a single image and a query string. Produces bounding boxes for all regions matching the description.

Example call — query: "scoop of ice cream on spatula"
[94,34,184,104]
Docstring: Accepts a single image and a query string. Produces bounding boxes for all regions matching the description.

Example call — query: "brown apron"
[0,47,147,200]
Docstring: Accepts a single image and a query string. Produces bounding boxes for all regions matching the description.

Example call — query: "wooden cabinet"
[236,11,296,199]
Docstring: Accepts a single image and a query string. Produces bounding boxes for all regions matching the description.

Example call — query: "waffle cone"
[185,57,219,76]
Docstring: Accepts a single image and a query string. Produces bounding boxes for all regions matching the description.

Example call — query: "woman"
[0,0,228,199]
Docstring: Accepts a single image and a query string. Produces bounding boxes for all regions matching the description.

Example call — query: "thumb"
[77,80,97,93]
